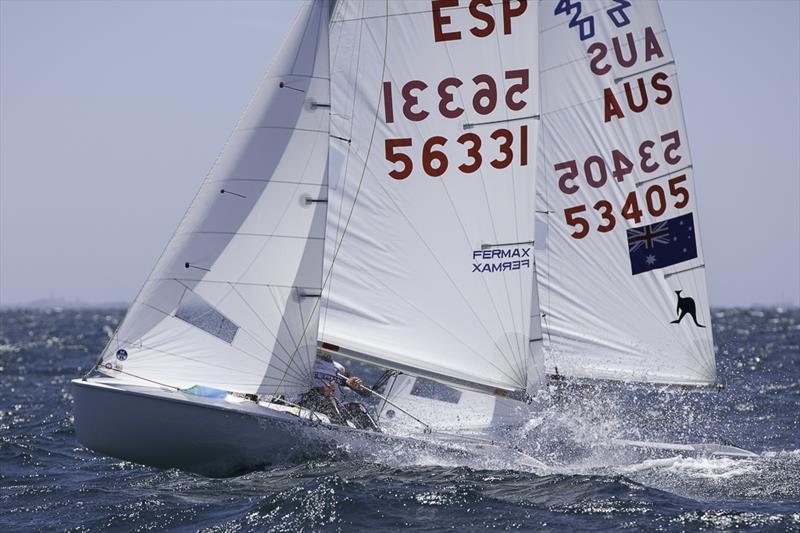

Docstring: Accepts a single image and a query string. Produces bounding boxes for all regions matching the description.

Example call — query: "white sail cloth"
[99,0,331,396]
[322,0,543,394]
[534,0,715,385]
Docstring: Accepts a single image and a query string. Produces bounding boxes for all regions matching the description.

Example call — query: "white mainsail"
[322,0,543,395]
[98,0,332,397]
[378,374,530,431]
[534,0,716,386]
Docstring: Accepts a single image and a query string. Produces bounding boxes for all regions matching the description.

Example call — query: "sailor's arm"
[344,376,370,396]
[334,361,370,396]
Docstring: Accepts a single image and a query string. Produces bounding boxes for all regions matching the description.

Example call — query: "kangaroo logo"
[670,290,706,328]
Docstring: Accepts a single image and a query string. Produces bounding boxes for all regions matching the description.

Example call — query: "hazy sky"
[1,0,798,307]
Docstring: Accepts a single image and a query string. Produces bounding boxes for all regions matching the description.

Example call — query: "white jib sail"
[98,0,332,397]
[534,0,715,386]
[322,0,543,394]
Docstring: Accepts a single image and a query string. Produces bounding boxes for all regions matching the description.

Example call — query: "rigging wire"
[274,0,391,394]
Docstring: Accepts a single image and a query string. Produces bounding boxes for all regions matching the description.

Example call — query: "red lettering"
[504,69,529,111]
[438,77,464,119]
[588,42,610,76]
[652,71,672,105]
[457,132,482,173]
[469,0,495,38]
[402,80,429,121]
[646,185,667,217]
[594,200,616,233]
[472,74,498,115]
[490,128,513,169]
[555,160,579,194]
[432,0,461,42]
[502,0,527,35]
[603,88,625,123]
[644,26,665,62]
[383,81,394,123]
[422,136,449,177]
[612,31,637,68]
[625,77,648,114]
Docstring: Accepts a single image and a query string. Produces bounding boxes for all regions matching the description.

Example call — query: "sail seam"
[152,278,320,291]
[243,126,329,134]
[635,164,693,186]
[115,331,308,386]
[614,61,675,84]
[169,280,311,377]
[438,27,527,378]
[539,69,679,119]
[540,38,669,76]
[332,3,477,24]
[178,232,324,240]
[227,282,297,369]
[332,255,526,388]
[208,178,329,186]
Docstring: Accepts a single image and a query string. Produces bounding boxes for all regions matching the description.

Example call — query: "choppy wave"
[1,307,799,531]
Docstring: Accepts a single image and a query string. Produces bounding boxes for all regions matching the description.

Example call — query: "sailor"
[299,351,374,428]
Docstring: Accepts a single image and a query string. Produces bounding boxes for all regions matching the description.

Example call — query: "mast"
[322,0,544,395]
[534,0,716,387]
[97,0,333,398]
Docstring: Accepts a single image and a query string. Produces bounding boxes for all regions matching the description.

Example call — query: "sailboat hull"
[71,378,364,476]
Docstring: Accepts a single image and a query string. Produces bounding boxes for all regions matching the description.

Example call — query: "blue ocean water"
[1,307,798,532]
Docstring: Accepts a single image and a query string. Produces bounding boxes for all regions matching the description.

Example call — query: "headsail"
[322,0,543,395]
[534,0,716,386]
[98,0,332,397]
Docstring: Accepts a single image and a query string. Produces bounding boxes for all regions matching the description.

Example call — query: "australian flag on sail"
[627,213,698,275]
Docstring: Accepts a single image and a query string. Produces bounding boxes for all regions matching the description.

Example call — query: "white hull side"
[71,378,364,476]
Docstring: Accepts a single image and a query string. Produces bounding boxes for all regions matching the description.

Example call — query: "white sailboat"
[73,0,752,477]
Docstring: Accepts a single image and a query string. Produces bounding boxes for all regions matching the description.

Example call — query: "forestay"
[98,0,332,397]
[322,0,543,394]
[534,0,716,386]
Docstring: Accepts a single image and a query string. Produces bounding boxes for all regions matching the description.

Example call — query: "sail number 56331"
[385,125,528,180]
[564,175,689,239]
[383,69,530,124]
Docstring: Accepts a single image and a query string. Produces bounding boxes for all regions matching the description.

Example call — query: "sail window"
[175,290,238,344]
[410,378,462,404]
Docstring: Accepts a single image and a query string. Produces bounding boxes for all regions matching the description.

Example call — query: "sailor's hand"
[345,376,365,392]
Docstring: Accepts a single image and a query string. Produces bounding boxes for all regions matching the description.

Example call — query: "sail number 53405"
[385,125,528,180]
[564,175,689,239]
[555,130,682,194]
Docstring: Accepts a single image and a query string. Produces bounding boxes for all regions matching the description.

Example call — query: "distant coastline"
[0,297,127,310]
[0,300,796,311]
